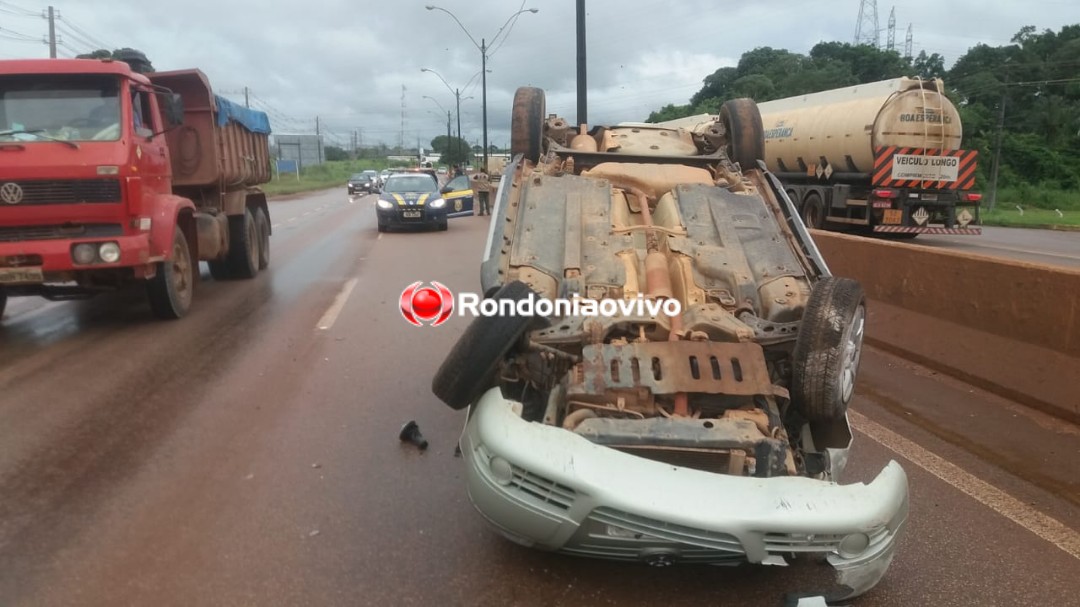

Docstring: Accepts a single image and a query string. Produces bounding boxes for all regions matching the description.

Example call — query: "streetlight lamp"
[425,5,539,172]
[421,67,482,168]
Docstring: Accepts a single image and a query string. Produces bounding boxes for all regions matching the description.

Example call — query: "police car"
[376,173,448,232]
[439,174,475,217]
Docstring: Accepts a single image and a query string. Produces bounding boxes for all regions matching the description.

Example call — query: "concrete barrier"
[811,230,1080,423]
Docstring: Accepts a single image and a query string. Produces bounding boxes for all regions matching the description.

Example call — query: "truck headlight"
[376,199,394,209]
[428,198,446,208]
[72,243,97,265]
[98,242,121,263]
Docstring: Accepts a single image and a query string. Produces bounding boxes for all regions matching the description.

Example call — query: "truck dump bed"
[149,69,271,191]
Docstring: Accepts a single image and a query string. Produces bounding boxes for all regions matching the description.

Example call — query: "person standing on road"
[471,169,492,216]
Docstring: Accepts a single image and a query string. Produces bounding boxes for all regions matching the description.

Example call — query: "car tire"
[511,87,546,163]
[790,277,866,423]
[254,206,270,270]
[432,280,547,410]
[226,208,259,279]
[377,222,387,233]
[720,98,764,171]
[802,192,826,230]
[438,221,448,231]
[147,226,194,320]
[0,288,7,320]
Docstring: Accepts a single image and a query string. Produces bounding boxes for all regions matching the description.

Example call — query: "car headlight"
[428,198,446,208]
[376,199,394,209]
[98,242,121,263]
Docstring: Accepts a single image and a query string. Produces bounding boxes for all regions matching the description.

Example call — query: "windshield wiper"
[0,129,79,149]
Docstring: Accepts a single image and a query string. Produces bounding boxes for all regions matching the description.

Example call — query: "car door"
[441,174,473,218]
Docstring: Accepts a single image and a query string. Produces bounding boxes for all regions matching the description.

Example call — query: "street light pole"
[455,88,462,167]
[481,38,488,173]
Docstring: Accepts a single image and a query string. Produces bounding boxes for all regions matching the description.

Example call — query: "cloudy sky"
[1,0,1078,149]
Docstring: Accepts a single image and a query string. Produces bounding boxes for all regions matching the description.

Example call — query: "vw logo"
[0,182,23,205]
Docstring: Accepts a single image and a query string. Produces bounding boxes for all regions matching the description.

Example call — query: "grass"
[980,207,1080,229]
[261,159,410,197]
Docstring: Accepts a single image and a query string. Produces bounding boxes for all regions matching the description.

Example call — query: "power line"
[0,0,38,16]
[56,14,113,50]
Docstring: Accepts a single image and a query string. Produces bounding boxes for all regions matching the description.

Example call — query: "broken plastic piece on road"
[399,420,429,450]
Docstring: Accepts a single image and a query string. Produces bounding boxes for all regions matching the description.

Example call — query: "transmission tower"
[886,7,896,51]
[904,23,913,59]
[399,85,406,151]
[854,0,880,47]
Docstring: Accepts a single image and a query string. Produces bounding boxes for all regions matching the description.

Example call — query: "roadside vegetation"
[262,160,406,197]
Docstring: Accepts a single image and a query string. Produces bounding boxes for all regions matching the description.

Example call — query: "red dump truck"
[755,77,982,237]
[0,58,272,320]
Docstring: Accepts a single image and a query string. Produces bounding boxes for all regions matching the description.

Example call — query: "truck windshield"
[0,74,122,143]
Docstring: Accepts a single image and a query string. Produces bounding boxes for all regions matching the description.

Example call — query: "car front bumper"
[461,388,909,599]
[376,207,447,227]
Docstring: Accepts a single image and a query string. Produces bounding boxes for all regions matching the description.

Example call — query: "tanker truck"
[0,58,272,321]
[754,77,981,237]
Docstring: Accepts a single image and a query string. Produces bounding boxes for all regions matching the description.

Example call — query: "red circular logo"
[400,281,454,327]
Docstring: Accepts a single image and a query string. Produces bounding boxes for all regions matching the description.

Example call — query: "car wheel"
[254,206,270,270]
[790,277,866,422]
[226,208,259,279]
[511,86,546,163]
[147,226,194,320]
[432,281,548,410]
[377,222,387,232]
[802,192,826,230]
[720,98,764,171]
[0,288,7,320]
[438,221,448,231]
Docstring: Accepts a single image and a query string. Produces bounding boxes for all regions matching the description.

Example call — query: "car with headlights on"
[347,172,376,196]
[376,173,447,232]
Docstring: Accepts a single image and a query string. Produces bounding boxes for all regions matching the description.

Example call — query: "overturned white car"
[432,88,908,600]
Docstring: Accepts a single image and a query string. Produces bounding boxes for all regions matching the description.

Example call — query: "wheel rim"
[839,305,866,403]
[247,218,258,264]
[803,199,822,229]
[172,237,192,307]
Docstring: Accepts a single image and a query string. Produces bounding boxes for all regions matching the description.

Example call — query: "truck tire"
[720,98,764,171]
[791,277,866,422]
[208,260,231,281]
[255,206,270,270]
[431,281,546,410]
[511,87,546,163]
[226,208,259,279]
[802,192,826,229]
[0,289,7,320]
[147,226,194,320]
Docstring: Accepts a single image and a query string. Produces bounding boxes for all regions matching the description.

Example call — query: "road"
[912,225,1080,269]
[1,188,1077,606]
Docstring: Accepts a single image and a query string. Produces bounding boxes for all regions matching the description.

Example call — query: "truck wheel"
[432,280,547,410]
[255,206,270,270]
[226,208,259,279]
[0,289,7,320]
[147,226,194,320]
[720,98,764,171]
[511,87,546,163]
[802,193,825,229]
[791,277,866,422]
[208,261,231,281]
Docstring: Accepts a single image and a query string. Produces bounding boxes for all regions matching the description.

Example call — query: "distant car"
[437,166,448,175]
[347,172,375,195]
[376,173,448,232]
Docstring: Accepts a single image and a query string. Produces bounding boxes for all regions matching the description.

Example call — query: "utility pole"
[854,0,880,48]
[886,7,896,52]
[400,85,406,151]
[455,88,462,167]
[46,6,56,58]
[315,116,322,164]
[244,86,250,108]
[576,0,587,126]
[445,110,452,164]
[988,77,1009,211]
[904,24,913,60]
[481,38,488,174]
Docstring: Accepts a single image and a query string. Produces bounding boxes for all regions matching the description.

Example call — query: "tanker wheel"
[791,277,866,422]
[147,226,194,320]
[431,280,548,410]
[0,288,7,320]
[511,87,546,163]
[719,98,764,171]
[254,206,271,270]
[802,193,826,229]
[226,208,259,279]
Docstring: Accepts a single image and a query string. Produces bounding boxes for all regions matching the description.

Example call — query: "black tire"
[719,98,764,171]
[432,281,545,410]
[511,87,546,163]
[226,208,259,279]
[791,277,866,422]
[377,222,387,233]
[802,192,826,230]
[208,260,231,281]
[254,206,270,270]
[0,288,7,320]
[438,221,448,231]
[147,226,194,320]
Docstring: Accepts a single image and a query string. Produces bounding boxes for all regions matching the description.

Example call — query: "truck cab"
[0,59,272,321]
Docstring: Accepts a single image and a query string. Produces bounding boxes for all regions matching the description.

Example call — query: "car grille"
[562,507,746,562]
[508,464,577,511]
[0,223,123,242]
[1,179,122,204]
[762,526,889,554]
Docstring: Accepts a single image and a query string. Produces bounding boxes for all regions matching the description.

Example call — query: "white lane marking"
[975,243,1078,262]
[288,217,297,222]
[302,211,311,217]
[377,233,382,240]
[272,223,281,229]
[850,410,1080,560]
[316,278,359,331]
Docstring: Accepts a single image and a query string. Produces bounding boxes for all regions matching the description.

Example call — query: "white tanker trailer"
[755,77,981,237]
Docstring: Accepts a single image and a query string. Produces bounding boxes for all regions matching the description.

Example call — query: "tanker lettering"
[898,110,953,124]
[891,154,959,181]
[764,126,794,139]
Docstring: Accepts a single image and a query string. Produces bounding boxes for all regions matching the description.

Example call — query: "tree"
[430,135,470,166]
[324,145,348,161]
[912,51,946,79]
